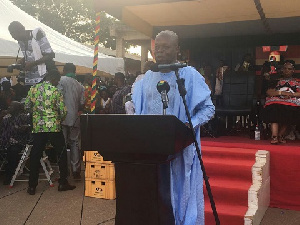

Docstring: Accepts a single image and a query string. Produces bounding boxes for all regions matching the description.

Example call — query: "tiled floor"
[0,167,299,225]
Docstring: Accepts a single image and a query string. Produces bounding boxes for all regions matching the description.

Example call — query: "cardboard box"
[85,178,116,199]
[85,162,115,180]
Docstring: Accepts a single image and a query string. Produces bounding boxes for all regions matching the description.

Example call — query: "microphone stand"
[174,69,220,225]
[161,90,168,115]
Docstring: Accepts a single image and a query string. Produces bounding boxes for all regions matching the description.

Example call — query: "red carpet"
[202,136,300,212]
[202,145,257,225]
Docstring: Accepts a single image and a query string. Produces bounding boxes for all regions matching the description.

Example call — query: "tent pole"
[91,12,101,114]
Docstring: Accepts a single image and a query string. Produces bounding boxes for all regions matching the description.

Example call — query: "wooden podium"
[81,114,193,225]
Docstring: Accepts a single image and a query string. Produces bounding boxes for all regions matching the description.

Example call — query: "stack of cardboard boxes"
[83,151,116,199]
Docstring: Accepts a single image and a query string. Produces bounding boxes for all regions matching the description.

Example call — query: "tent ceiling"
[94,0,300,39]
[125,0,260,26]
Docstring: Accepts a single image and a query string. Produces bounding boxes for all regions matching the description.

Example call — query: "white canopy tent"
[0,0,124,77]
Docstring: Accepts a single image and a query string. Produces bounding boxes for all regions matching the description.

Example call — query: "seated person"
[0,101,30,185]
[236,53,255,72]
[215,60,230,96]
[262,60,300,144]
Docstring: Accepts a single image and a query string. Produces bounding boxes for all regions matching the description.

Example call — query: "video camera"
[7,63,23,73]
[7,63,25,79]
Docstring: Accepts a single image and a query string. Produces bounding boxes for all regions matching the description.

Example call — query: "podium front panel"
[81,115,193,163]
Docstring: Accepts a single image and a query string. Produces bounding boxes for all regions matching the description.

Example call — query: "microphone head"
[150,63,160,72]
[157,80,170,93]
[170,62,187,70]
[150,62,187,72]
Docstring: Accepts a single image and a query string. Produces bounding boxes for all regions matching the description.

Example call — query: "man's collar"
[65,73,76,79]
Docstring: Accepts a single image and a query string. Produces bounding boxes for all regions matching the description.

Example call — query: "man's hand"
[17,58,25,65]
[185,122,192,129]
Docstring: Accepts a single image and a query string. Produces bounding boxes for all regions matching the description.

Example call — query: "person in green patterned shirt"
[25,70,76,195]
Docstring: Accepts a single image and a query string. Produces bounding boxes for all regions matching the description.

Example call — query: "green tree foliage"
[11,0,118,49]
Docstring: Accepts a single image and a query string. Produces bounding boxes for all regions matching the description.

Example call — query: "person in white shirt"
[58,63,85,180]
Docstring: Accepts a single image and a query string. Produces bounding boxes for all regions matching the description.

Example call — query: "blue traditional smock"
[132,66,215,225]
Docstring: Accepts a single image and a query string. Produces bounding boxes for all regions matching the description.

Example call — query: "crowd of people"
[0,21,141,196]
[0,65,140,193]
[195,50,300,144]
[195,53,256,97]
[1,19,300,225]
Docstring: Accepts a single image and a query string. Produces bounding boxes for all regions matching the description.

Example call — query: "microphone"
[157,80,170,110]
[150,63,187,72]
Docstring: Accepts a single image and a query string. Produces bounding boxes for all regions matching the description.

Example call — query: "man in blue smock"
[132,30,215,225]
